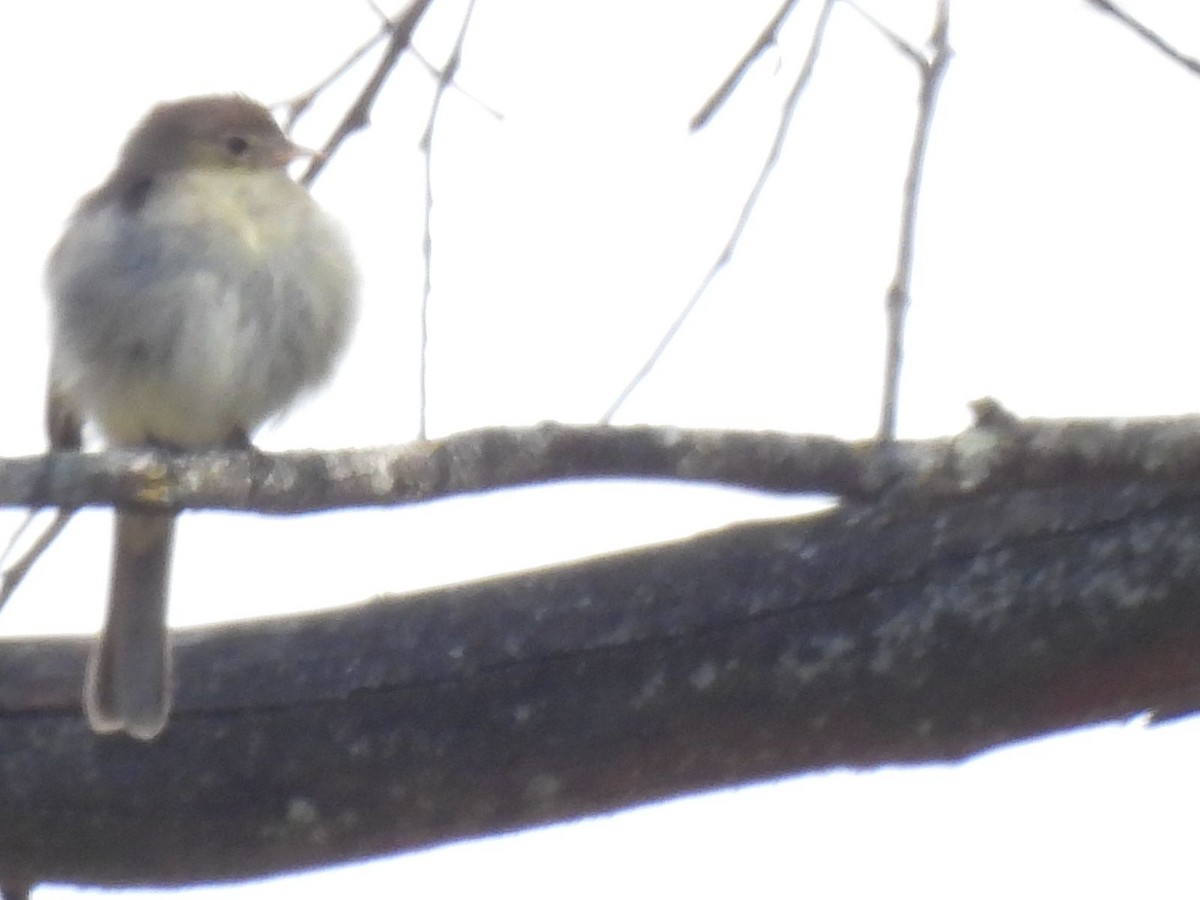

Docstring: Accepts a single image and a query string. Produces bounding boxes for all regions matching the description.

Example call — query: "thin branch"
[281,1,499,142]
[691,0,806,131]
[0,515,33,568]
[277,17,394,132]
[844,0,923,66]
[0,511,73,612]
[365,0,392,27]
[300,0,438,189]
[1084,0,1200,75]
[602,0,837,423]
[410,46,504,121]
[863,0,952,441]
[418,0,479,440]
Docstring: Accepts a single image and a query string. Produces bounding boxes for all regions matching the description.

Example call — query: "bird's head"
[117,94,314,175]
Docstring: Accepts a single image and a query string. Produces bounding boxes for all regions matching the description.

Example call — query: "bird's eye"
[226,136,250,156]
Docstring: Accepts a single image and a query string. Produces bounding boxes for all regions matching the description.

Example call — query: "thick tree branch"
[2,462,1200,886]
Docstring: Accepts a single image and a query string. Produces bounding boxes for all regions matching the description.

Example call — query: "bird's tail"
[85,510,176,740]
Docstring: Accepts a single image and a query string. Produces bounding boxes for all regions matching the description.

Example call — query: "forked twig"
[278,19,393,132]
[602,0,837,423]
[853,0,952,440]
[300,0,438,188]
[417,0,480,439]
[282,0,497,148]
[410,46,503,122]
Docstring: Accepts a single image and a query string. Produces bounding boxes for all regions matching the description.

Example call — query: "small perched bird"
[46,95,358,740]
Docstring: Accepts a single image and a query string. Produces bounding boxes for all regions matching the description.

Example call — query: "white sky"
[2,0,1200,897]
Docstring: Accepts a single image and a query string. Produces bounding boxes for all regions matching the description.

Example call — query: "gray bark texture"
[2,414,1199,888]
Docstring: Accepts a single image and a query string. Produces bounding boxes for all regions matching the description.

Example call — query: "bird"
[46,94,358,740]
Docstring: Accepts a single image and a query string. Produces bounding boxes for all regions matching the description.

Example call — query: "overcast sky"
[3,1,1200,897]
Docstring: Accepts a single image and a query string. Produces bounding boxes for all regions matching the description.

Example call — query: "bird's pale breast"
[48,167,358,447]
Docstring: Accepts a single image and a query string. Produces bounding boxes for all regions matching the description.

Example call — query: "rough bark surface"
[2,417,1200,887]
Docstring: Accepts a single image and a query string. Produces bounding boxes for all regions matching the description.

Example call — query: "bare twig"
[0,511,73,612]
[282,2,499,139]
[278,18,394,132]
[691,0,806,131]
[418,0,479,440]
[410,46,503,121]
[365,0,392,27]
[860,0,952,441]
[0,515,33,568]
[602,0,838,423]
[845,2,924,65]
[1085,0,1200,75]
[300,0,438,188]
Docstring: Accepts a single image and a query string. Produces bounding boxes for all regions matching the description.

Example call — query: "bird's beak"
[273,139,323,168]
